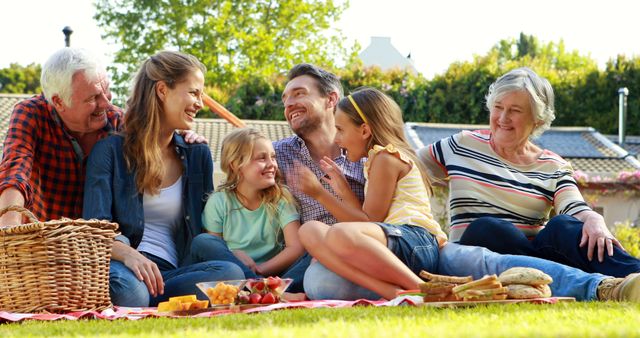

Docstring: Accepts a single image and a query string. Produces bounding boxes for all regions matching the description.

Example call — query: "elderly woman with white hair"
[418,67,640,277]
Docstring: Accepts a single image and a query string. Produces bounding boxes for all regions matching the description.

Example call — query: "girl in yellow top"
[293,87,446,300]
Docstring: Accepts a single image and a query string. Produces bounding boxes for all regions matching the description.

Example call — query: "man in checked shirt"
[275,64,368,298]
[275,63,366,226]
[0,48,202,226]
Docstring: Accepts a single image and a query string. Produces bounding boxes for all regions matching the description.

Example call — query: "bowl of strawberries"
[239,277,293,305]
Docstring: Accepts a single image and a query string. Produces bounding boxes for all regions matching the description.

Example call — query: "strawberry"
[266,276,282,290]
[253,280,265,293]
[249,292,262,304]
[260,292,276,304]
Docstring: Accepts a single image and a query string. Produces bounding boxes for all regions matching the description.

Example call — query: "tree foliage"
[0,63,41,94]
[94,0,349,101]
[219,33,640,135]
[422,33,638,135]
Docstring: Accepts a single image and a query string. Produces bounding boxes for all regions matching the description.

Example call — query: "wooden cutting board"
[163,303,265,316]
[421,296,576,308]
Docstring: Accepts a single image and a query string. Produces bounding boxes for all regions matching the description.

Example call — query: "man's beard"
[292,115,322,137]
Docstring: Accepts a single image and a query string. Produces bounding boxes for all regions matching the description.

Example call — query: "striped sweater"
[418,130,591,242]
[365,144,448,247]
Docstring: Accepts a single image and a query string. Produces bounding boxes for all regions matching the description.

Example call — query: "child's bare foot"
[282,292,307,302]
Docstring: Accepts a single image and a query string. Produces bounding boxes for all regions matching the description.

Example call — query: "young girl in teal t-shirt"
[198,128,305,283]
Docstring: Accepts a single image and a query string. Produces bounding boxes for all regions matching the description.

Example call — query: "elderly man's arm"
[178,130,207,144]
[0,101,39,226]
[0,188,26,225]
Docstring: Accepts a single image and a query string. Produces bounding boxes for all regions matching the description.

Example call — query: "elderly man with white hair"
[0,48,120,225]
[0,47,203,226]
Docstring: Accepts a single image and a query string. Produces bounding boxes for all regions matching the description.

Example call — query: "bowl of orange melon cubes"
[197,279,248,305]
[156,280,247,313]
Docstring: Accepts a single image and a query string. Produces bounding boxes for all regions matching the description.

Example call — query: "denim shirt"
[82,133,214,265]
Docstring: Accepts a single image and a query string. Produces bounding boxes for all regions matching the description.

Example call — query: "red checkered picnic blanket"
[0,296,568,323]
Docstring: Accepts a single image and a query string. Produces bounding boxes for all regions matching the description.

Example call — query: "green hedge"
[210,36,640,136]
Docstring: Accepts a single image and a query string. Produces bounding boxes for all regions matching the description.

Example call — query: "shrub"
[613,222,640,258]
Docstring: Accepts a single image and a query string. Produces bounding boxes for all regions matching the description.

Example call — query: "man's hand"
[178,130,208,144]
[121,248,164,297]
[577,211,624,262]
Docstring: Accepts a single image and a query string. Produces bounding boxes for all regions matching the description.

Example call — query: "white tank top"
[138,176,183,268]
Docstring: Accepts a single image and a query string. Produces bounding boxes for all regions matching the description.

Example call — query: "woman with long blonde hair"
[83,50,243,307]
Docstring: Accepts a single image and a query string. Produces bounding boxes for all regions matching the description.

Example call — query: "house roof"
[0,93,294,164]
[406,122,640,176]
[607,135,640,157]
[1,93,638,176]
[358,36,417,74]
[192,118,293,163]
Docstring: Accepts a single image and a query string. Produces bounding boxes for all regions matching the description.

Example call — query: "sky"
[1,0,640,78]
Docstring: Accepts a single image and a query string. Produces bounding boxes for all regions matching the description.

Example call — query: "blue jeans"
[458,215,640,277]
[189,233,312,293]
[304,223,439,300]
[437,243,606,301]
[304,242,608,301]
[109,254,244,307]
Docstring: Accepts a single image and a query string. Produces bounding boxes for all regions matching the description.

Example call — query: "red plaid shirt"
[0,94,122,221]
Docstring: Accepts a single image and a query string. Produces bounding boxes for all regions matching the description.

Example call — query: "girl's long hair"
[123,51,205,194]
[217,128,297,217]
[337,87,433,195]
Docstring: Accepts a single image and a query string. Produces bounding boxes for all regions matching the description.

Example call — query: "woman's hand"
[319,156,351,198]
[576,210,624,262]
[233,250,258,273]
[120,248,164,297]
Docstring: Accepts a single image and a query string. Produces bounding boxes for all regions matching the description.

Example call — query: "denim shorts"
[375,223,439,275]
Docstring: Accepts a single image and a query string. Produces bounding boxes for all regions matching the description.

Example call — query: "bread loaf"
[498,267,553,285]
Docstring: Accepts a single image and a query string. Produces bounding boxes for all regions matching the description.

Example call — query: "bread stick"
[419,270,473,284]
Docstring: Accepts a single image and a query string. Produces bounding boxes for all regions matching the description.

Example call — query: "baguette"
[419,270,473,284]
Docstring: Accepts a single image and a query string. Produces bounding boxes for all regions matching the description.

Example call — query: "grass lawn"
[1,302,639,337]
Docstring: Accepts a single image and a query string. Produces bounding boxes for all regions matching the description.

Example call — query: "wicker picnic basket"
[0,206,118,313]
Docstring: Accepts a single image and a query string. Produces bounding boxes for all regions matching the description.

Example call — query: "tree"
[94,0,349,101]
[422,33,600,128]
[0,63,41,94]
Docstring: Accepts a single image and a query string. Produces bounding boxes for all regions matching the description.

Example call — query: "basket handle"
[0,205,39,223]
